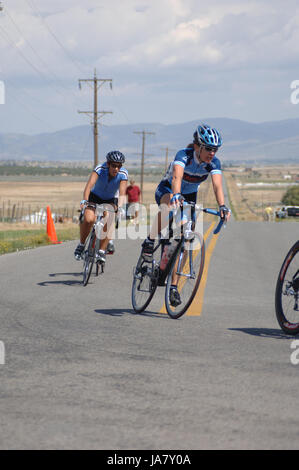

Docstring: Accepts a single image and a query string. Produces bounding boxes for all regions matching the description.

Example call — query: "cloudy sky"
[0,0,299,134]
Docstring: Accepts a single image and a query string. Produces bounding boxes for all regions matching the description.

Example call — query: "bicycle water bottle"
[184,221,193,240]
[160,241,176,271]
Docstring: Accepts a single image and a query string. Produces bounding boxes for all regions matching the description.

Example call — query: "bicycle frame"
[176,245,194,279]
[163,203,224,278]
[83,202,117,246]
[82,203,117,285]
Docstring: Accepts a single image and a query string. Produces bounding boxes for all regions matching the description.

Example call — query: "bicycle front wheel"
[82,231,98,286]
[275,240,299,335]
[165,232,205,319]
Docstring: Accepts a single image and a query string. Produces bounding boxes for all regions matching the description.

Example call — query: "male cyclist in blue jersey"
[141,123,230,306]
[74,151,128,263]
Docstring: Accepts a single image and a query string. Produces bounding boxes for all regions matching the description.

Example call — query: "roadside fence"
[0,201,78,224]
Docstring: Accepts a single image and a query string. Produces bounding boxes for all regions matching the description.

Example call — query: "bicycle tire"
[165,232,205,319]
[275,240,299,335]
[82,231,98,286]
[131,252,159,313]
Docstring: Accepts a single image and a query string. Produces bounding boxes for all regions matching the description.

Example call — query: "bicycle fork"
[176,243,196,280]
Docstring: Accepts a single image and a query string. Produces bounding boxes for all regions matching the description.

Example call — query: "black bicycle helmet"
[106,150,125,163]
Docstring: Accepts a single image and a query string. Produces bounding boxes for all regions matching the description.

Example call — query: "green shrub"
[281,186,299,206]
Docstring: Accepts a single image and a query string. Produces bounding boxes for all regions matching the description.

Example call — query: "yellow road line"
[187,226,220,316]
[159,221,216,315]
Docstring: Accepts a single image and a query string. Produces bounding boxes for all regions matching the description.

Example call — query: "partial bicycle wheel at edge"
[165,232,205,319]
[275,240,299,335]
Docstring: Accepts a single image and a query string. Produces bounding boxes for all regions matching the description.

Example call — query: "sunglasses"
[109,163,122,169]
[204,146,218,153]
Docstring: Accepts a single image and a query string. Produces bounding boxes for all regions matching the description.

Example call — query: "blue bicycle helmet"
[193,124,223,148]
[106,150,125,163]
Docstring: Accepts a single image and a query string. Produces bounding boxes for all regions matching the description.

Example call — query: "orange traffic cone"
[46,206,61,244]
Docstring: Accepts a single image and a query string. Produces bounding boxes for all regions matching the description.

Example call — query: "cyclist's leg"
[75,204,96,259]
[141,192,172,259]
[149,192,172,240]
[80,207,96,244]
[79,192,101,245]
[99,200,117,253]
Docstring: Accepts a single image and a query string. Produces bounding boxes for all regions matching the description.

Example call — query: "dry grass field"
[224,165,299,221]
[0,179,158,230]
[0,164,298,231]
[0,180,84,208]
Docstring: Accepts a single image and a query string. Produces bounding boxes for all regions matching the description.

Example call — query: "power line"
[0,75,56,130]
[110,87,132,125]
[4,6,83,103]
[0,23,80,109]
[25,0,86,75]
[0,10,88,132]
[0,24,53,83]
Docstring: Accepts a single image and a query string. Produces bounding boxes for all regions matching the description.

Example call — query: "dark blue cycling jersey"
[91,162,128,200]
[162,147,222,194]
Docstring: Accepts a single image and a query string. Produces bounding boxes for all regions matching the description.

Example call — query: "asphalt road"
[0,220,298,450]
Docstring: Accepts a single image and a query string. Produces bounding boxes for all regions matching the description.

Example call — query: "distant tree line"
[0,165,91,177]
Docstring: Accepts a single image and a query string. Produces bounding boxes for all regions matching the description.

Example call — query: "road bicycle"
[81,202,117,286]
[275,239,299,334]
[131,202,225,319]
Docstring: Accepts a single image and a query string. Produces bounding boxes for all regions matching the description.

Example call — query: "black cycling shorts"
[155,180,197,206]
[88,192,118,208]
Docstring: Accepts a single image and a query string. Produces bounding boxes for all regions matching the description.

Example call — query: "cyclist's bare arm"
[81,171,99,207]
[78,172,99,243]
[211,173,231,221]
[118,179,128,209]
[171,164,184,206]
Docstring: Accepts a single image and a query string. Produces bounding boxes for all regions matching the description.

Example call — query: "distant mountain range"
[1,117,299,164]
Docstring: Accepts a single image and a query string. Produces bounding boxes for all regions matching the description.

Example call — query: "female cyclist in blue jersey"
[74,151,128,263]
[141,123,230,306]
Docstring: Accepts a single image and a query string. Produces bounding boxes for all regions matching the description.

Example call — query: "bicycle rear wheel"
[275,240,299,335]
[132,253,159,313]
[82,230,98,286]
[165,232,205,319]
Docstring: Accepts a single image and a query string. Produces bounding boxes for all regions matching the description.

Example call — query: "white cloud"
[1,0,299,133]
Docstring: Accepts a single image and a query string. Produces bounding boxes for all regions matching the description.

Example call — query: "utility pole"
[134,130,155,198]
[161,146,175,172]
[78,69,112,167]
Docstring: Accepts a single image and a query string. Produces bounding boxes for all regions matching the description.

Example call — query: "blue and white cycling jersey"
[163,148,222,194]
[91,162,128,199]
